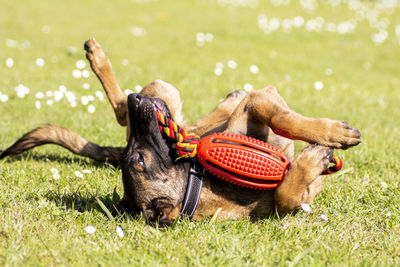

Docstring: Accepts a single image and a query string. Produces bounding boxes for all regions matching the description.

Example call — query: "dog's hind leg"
[225,86,361,149]
[274,145,332,214]
[0,125,123,166]
[85,38,128,126]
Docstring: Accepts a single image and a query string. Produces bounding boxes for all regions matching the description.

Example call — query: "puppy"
[0,39,361,225]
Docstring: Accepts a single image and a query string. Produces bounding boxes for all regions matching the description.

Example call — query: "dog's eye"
[137,153,145,166]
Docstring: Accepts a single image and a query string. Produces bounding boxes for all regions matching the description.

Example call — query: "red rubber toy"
[197,133,291,190]
[155,110,343,190]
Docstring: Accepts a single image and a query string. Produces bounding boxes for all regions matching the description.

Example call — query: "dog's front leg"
[274,145,333,214]
[84,39,128,126]
[84,39,184,127]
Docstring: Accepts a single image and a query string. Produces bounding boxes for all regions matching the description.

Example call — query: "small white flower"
[46,91,53,97]
[205,33,214,42]
[5,39,18,47]
[53,173,60,180]
[36,58,45,67]
[320,214,329,221]
[95,91,104,101]
[70,101,77,107]
[59,85,67,92]
[54,91,63,102]
[72,69,82,79]
[82,169,92,174]
[82,70,90,78]
[66,91,76,102]
[214,67,223,76]
[124,89,134,96]
[17,91,25,98]
[46,99,54,106]
[74,171,83,178]
[385,212,392,217]
[363,62,371,70]
[81,96,89,105]
[85,226,96,234]
[314,81,324,90]
[15,84,29,98]
[87,95,94,102]
[249,65,259,74]
[325,68,333,76]
[88,105,95,114]
[243,83,253,92]
[0,94,9,102]
[122,59,129,66]
[196,32,205,41]
[50,168,59,174]
[135,85,143,93]
[130,27,147,37]
[35,92,44,99]
[381,182,388,188]
[35,100,41,109]
[227,60,237,69]
[301,203,311,212]
[82,83,91,90]
[6,58,14,68]
[216,62,224,69]
[116,227,124,238]
[76,60,86,69]
[42,25,51,34]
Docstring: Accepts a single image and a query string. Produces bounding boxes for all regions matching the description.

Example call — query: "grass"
[1,0,400,265]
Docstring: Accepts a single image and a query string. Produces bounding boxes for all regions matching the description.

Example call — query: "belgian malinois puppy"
[0,39,361,225]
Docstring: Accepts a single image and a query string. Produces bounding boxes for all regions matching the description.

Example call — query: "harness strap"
[180,162,204,219]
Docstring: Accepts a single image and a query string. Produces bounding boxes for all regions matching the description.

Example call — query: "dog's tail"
[0,124,122,166]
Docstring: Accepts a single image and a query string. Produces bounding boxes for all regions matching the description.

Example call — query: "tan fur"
[0,39,361,224]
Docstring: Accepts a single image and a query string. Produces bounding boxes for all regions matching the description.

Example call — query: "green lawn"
[1,0,400,265]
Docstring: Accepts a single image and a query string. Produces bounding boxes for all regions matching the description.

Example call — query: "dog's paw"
[294,145,334,180]
[84,38,110,73]
[316,119,361,149]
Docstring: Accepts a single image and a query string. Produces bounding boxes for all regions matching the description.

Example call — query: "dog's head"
[120,93,190,225]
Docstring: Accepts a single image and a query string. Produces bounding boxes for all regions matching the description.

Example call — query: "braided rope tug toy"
[156,110,342,190]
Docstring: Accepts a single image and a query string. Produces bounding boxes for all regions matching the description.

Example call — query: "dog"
[0,39,361,225]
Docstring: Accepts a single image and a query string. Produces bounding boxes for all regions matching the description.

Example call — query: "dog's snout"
[127,94,147,111]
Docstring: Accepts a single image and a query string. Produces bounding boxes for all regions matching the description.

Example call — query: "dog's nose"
[128,93,143,107]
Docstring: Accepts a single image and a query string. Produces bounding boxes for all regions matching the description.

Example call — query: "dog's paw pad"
[84,38,110,72]
[320,120,361,149]
[297,145,334,176]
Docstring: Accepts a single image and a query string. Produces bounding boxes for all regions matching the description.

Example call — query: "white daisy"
[85,226,96,234]
[300,203,311,212]
[314,81,324,90]
[88,105,95,114]
[116,227,124,238]
[320,214,329,221]
[76,60,86,69]
[6,58,14,68]
[36,58,45,67]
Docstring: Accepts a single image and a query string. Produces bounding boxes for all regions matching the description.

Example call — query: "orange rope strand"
[156,110,200,159]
